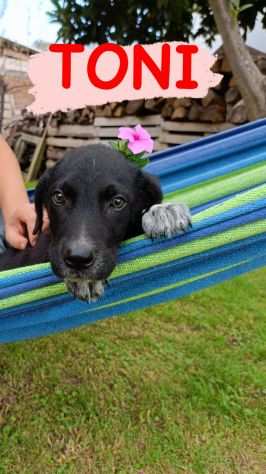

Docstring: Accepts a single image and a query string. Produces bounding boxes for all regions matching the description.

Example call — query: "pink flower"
[118,124,154,154]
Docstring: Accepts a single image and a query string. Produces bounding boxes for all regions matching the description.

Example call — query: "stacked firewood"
[5,46,266,142]
[50,107,95,127]
[94,46,266,125]
[5,107,96,164]
[5,107,94,145]
[4,45,266,177]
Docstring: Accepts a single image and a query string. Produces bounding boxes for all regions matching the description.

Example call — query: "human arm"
[0,135,38,249]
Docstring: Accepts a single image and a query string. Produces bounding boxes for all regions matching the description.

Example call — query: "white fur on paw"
[142,202,192,239]
[65,279,105,302]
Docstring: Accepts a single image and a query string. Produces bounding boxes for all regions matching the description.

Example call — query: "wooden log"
[159,131,200,145]
[144,99,158,112]
[52,111,64,122]
[171,106,187,120]
[161,101,174,119]
[21,125,43,136]
[96,126,160,138]
[110,102,118,112]
[95,106,106,117]
[226,104,233,123]
[228,99,248,124]
[46,137,99,148]
[144,98,164,112]
[225,87,241,105]
[48,124,97,138]
[103,104,113,117]
[202,89,225,108]
[113,105,125,117]
[199,104,226,123]
[125,99,144,115]
[50,117,59,128]
[174,97,192,108]
[64,109,80,124]
[154,142,167,151]
[94,115,161,126]
[187,102,203,121]
[78,107,94,124]
[162,120,233,133]
[21,133,41,145]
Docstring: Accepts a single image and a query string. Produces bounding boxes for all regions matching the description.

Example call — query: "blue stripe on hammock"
[119,205,266,262]
[0,195,265,296]
[148,121,266,174]
[0,274,58,299]
[191,184,265,213]
[1,231,265,325]
[160,149,266,194]
[0,199,265,299]
[149,119,266,164]
[0,250,265,343]
[0,267,57,290]
[148,123,266,193]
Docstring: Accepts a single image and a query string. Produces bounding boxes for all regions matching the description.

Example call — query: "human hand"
[4,202,49,250]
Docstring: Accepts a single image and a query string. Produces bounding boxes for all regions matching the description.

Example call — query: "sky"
[0,0,265,52]
[0,0,59,48]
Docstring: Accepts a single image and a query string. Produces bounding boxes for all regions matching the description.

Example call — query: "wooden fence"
[15,115,234,182]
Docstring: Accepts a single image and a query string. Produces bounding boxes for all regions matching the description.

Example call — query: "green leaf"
[110,140,150,168]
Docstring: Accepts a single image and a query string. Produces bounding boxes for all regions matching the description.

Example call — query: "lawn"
[0,268,265,474]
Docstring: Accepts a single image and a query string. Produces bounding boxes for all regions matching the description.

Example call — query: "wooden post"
[25,114,52,183]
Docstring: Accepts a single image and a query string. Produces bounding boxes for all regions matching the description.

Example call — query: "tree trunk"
[209,0,266,120]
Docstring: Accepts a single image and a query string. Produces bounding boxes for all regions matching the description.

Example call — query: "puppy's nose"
[64,243,95,270]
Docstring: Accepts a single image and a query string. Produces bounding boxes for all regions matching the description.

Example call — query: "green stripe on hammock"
[78,259,251,315]
[0,179,265,280]
[167,160,266,208]
[123,182,266,245]
[1,219,266,311]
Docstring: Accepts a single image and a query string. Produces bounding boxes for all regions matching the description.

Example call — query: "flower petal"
[127,139,152,154]
[128,140,145,154]
[144,138,154,153]
[135,124,152,140]
[118,127,135,141]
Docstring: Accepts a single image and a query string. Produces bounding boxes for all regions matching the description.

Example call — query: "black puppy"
[0,145,191,301]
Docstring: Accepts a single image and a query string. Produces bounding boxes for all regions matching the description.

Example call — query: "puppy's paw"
[142,202,192,239]
[65,279,105,302]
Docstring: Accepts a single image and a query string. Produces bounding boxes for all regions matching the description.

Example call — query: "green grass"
[0,268,265,474]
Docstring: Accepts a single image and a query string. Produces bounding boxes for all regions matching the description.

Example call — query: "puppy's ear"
[33,168,52,234]
[136,170,163,211]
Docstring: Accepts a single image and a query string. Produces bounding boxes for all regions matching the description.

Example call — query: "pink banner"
[27,42,222,114]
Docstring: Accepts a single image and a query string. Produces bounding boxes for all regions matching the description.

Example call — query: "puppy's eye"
[110,196,126,210]
[52,190,66,206]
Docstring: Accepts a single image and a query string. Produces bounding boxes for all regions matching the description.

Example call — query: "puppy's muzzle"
[63,241,96,272]
[61,240,107,302]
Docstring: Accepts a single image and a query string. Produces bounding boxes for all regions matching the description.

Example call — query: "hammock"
[0,119,265,344]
